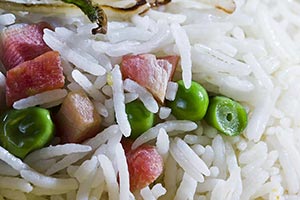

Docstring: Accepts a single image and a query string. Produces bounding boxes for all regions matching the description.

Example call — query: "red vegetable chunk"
[0,22,52,70]
[121,54,179,103]
[122,139,163,192]
[158,55,180,81]
[6,51,64,106]
[55,91,102,144]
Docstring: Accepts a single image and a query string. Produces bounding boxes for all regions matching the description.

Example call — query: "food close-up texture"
[0,0,300,199]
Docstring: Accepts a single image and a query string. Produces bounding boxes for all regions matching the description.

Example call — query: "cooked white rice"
[1,0,300,199]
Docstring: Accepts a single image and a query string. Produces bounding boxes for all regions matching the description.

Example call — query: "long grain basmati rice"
[1,0,300,199]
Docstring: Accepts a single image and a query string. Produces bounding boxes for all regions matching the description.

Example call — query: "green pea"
[205,96,248,136]
[0,107,55,159]
[167,80,209,121]
[126,100,154,139]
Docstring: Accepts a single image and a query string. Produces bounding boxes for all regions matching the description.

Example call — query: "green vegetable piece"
[205,96,248,136]
[126,100,154,139]
[0,107,55,159]
[61,0,107,34]
[167,80,209,121]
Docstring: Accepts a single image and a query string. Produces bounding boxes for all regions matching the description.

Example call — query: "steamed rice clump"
[0,0,300,199]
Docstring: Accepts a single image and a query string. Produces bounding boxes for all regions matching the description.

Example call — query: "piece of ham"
[0,22,52,70]
[55,90,102,144]
[121,139,163,192]
[6,51,64,106]
[121,54,179,104]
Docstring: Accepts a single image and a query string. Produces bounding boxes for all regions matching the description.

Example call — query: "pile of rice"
[0,0,300,199]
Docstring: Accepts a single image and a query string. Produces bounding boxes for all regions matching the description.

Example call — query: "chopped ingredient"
[121,54,179,103]
[167,80,209,121]
[0,0,150,26]
[121,139,163,192]
[6,51,65,106]
[55,90,102,143]
[149,0,172,7]
[158,55,180,81]
[125,99,154,139]
[0,22,52,70]
[0,107,54,159]
[205,96,248,136]
[60,0,107,34]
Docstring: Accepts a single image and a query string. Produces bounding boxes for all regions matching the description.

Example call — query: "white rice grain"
[231,27,245,40]
[279,150,299,194]
[156,128,170,160]
[191,144,205,156]
[132,120,197,149]
[210,166,220,177]
[159,107,172,119]
[174,173,197,200]
[31,187,75,196]
[246,88,280,142]
[243,53,273,90]
[72,69,105,101]
[147,9,187,24]
[123,79,159,113]
[91,167,105,188]
[240,168,269,200]
[0,161,19,176]
[170,137,210,182]
[0,176,32,192]
[202,146,215,167]
[192,44,251,76]
[111,66,131,137]
[211,135,227,179]
[43,29,106,76]
[74,156,98,183]
[20,169,78,191]
[98,154,119,200]
[0,189,26,200]
[93,75,107,90]
[166,81,178,101]
[84,125,120,150]
[76,165,97,200]
[93,20,172,56]
[107,26,153,43]
[211,167,242,200]
[102,85,113,97]
[239,142,268,164]
[151,184,167,199]
[162,155,178,200]
[115,143,130,200]
[124,92,139,103]
[183,134,201,145]
[25,144,92,164]
[45,152,88,175]
[257,6,299,64]
[0,13,15,25]
[89,182,105,200]
[0,146,28,171]
[13,89,68,110]
[93,101,109,117]
[140,186,156,200]
[171,23,192,88]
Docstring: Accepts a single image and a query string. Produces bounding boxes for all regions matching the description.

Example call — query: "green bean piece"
[167,80,209,121]
[126,100,154,139]
[205,96,248,136]
[0,107,55,159]
[60,0,107,34]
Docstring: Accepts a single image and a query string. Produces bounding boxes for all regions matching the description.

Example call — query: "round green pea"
[205,96,248,136]
[167,80,209,121]
[126,100,154,139]
[0,107,55,159]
